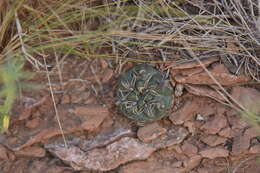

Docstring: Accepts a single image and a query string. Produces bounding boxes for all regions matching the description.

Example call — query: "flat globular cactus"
[116,64,174,124]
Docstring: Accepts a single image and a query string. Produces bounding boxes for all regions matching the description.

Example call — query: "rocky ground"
[0,57,260,173]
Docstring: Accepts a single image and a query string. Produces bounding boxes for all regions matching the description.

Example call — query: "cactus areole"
[116,64,174,124]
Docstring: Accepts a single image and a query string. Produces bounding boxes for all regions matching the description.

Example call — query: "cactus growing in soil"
[116,64,173,124]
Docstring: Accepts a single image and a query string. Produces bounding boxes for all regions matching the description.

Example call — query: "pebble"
[137,122,167,143]
[199,147,229,159]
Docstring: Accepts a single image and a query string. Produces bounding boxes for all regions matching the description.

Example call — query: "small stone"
[218,127,232,138]
[249,145,260,154]
[137,122,167,143]
[170,57,219,70]
[15,146,46,158]
[180,67,204,77]
[184,121,196,134]
[199,147,229,159]
[197,166,226,173]
[175,65,251,86]
[99,59,108,69]
[244,127,259,139]
[25,118,40,129]
[0,144,9,160]
[60,94,71,104]
[181,141,198,157]
[232,128,259,155]
[101,68,113,83]
[185,84,226,102]
[74,105,108,116]
[172,161,183,168]
[158,126,189,148]
[174,83,184,97]
[197,168,209,173]
[169,145,182,154]
[196,114,205,121]
[232,132,248,154]
[231,86,260,115]
[201,115,227,134]
[74,105,109,131]
[211,64,229,73]
[227,114,249,131]
[119,160,185,173]
[200,135,227,147]
[184,155,202,171]
[169,100,197,125]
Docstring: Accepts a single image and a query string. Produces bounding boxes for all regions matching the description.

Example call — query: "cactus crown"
[116,64,174,124]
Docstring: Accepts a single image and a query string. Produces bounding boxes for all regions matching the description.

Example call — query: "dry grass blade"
[43,57,67,148]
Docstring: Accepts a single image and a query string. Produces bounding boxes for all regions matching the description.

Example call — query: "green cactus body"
[116,64,174,124]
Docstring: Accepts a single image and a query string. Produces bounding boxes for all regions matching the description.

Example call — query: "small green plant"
[116,64,173,124]
[0,57,32,132]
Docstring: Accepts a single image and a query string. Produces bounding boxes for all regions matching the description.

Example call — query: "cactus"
[116,64,173,124]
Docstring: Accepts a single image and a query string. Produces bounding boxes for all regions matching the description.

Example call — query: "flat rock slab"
[137,122,167,143]
[174,64,251,86]
[3,104,109,151]
[45,126,188,171]
[199,147,229,159]
[119,160,185,173]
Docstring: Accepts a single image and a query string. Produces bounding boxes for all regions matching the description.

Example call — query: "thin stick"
[43,57,68,149]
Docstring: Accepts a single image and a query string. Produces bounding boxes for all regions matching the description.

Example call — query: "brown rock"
[137,122,167,143]
[70,92,91,104]
[249,145,260,154]
[175,63,251,86]
[169,100,197,125]
[74,104,108,116]
[170,145,182,154]
[232,132,248,154]
[170,97,217,125]
[172,161,183,168]
[180,67,204,77]
[101,68,113,83]
[25,118,40,129]
[46,126,188,171]
[15,146,46,158]
[218,127,232,138]
[157,126,189,148]
[232,127,259,155]
[184,155,202,171]
[200,135,227,147]
[0,144,9,160]
[197,168,209,173]
[175,83,184,97]
[181,141,198,157]
[244,127,259,139]
[199,147,229,159]
[184,121,196,134]
[78,128,135,151]
[184,84,226,102]
[46,137,156,171]
[201,115,227,134]
[100,59,108,69]
[18,107,32,121]
[170,57,219,70]
[197,166,226,173]
[74,105,109,131]
[211,64,229,73]
[227,116,248,137]
[60,94,71,104]
[231,86,260,115]
[119,160,185,173]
